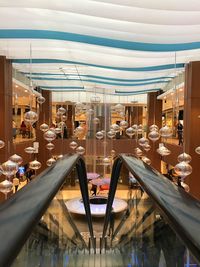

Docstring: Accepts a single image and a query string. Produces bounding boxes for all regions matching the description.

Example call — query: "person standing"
[177,121,183,145]
[13,177,20,192]
[12,120,17,139]
[20,121,26,138]
[90,184,97,196]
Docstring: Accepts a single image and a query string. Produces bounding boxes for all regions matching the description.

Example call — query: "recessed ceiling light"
[179,88,183,92]
[24,89,28,93]
[15,85,18,88]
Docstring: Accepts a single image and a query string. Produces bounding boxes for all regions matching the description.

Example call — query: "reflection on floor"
[12,181,199,267]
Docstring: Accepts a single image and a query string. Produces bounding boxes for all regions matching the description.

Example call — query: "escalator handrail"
[119,154,200,263]
[0,154,94,267]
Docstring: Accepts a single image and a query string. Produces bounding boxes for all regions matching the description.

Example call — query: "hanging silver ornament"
[174,161,192,178]
[29,160,41,170]
[40,123,49,132]
[37,95,46,104]
[159,125,173,138]
[107,130,116,139]
[138,137,149,147]
[96,131,104,140]
[9,154,23,165]
[58,106,66,115]
[149,124,159,132]
[74,126,84,137]
[177,153,192,163]
[69,141,78,150]
[76,146,85,155]
[46,158,56,166]
[46,143,55,151]
[148,130,160,142]
[111,124,120,133]
[43,130,56,142]
[195,146,200,155]
[126,127,135,138]
[1,160,18,177]
[134,147,143,157]
[54,127,62,134]
[156,145,171,156]
[120,120,128,130]
[0,179,13,194]
[114,103,124,113]
[24,111,38,125]
[143,143,151,152]
[132,124,138,131]
[24,146,35,154]
[0,140,5,149]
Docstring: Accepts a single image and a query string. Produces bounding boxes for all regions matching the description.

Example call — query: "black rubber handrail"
[0,154,94,267]
[104,154,200,263]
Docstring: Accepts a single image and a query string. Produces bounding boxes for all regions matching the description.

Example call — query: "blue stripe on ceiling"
[1,29,200,52]
[43,89,85,92]
[40,85,159,95]
[116,89,160,94]
[13,58,185,71]
[31,76,169,86]
[41,86,85,90]
[22,72,174,82]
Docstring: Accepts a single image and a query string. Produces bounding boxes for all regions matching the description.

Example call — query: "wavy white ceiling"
[0,0,199,102]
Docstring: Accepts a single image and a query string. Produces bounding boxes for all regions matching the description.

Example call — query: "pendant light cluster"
[0,140,21,198]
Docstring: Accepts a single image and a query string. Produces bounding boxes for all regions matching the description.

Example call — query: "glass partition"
[111,184,200,267]
[11,188,88,267]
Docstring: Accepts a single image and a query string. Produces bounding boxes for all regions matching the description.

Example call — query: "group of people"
[12,120,35,139]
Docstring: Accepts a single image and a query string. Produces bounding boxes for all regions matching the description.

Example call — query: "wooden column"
[0,56,13,202]
[130,106,143,125]
[147,92,162,171]
[0,56,13,163]
[65,104,73,137]
[36,90,52,172]
[184,62,200,199]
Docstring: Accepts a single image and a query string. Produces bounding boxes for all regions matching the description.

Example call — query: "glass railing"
[112,190,200,266]
[0,154,95,267]
[102,154,200,266]
[1,153,200,267]
[11,190,88,267]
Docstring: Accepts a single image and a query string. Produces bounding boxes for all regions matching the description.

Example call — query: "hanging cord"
[29,43,33,110]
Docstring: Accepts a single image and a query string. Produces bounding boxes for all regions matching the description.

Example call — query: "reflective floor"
[11,182,200,267]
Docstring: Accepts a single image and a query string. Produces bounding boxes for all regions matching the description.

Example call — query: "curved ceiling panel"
[91,0,200,11]
[1,2,200,25]
[0,1,199,99]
